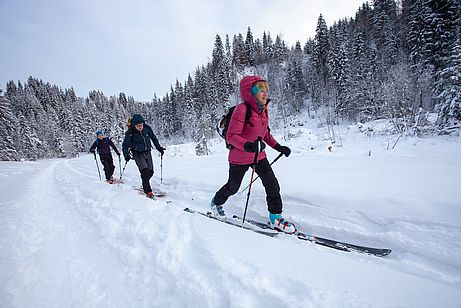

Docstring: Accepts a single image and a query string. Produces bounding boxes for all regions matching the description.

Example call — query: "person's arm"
[147,125,164,154]
[122,130,132,160]
[263,126,278,149]
[108,138,120,156]
[89,140,97,153]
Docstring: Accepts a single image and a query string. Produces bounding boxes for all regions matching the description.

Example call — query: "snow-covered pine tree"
[0,90,18,160]
[327,20,351,120]
[263,32,274,63]
[182,74,198,141]
[436,43,461,130]
[15,113,42,160]
[285,41,307,113]
[232,33,247,69]
[273,35,287,64]
[245,27,256,67]
[212,34,232,98]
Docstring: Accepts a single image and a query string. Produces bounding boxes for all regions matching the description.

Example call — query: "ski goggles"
[251,81,269,96]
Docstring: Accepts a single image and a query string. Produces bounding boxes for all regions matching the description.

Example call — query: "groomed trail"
[1,142,461,307]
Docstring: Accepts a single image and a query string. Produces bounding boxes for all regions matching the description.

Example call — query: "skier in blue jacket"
[89,130,120,183]
[122,114,165,197]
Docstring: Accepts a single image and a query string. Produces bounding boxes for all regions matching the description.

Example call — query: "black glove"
[124,155,131,162]
[89,149,95,154]
[275,143,291,157]
[158,147,166,155]
[244,140,266,153]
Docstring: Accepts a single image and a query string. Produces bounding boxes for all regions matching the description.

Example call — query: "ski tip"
[349,247,392,257]
[375,249,392,257]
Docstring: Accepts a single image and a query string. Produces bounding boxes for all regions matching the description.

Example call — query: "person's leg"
[140,168,152,193]
[256,158,295,233]
[214,163,249,205]
[108,155,115,179]
[100,155,111,180]
[255,158,282,214]
[145,152,154,181]
[133,152,151,193]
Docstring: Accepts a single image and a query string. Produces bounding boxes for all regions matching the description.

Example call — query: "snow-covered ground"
[1,124,461,307]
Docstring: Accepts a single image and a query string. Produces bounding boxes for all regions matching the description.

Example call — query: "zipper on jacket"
[141,133,147,151]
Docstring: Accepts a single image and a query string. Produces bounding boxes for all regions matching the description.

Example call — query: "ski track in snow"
[1,137,461,307]
[59,158,322,307]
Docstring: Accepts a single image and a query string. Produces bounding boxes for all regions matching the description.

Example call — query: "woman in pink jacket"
[211,75,295,234]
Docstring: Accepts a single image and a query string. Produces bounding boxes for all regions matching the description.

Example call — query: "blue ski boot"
[269,213,296,234]
[211,197,226,221]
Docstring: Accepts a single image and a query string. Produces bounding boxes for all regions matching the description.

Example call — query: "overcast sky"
[0,0,366,101]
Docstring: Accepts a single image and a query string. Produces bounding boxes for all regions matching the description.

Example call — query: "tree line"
[0,0,459,160]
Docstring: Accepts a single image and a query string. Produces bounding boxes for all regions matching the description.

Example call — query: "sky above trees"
[0,0,365,101]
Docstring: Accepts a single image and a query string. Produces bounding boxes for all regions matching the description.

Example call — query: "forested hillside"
[1,0,459,160]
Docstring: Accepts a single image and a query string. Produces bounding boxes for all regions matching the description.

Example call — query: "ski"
[183,208,278,238]
[233,215,391,257]
[132,186,167,197]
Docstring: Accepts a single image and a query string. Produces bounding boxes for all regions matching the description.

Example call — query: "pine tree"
[15,112,42,160]
[183,74,198,140]
[273,35,287,64]
[314,14,329,78]
[371,0,399,68]
[263,32,274,62]
[0,91,18,160]
[245,27,256,66]
[285,42,306,113]
[327,20,351,118]
[437,42,461,128]
[212,34,232,97]
[232,33,247,69]
[167,80,184,138]
[313,14,330,107]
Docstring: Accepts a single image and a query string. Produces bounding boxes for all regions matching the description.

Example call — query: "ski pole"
[240,152,283,193]
[160,153,163,184]
[242,137,262,224]
[120,160,128,180]
[93,152,101,180]
[118,155,122,178]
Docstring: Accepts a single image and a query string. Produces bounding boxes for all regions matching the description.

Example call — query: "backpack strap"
[129,128,135,149]
[244,103,253,127]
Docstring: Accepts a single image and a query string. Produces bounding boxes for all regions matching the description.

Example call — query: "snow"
[1,124,461,307]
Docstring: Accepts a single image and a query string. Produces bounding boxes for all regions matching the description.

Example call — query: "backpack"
[217,103,253,149]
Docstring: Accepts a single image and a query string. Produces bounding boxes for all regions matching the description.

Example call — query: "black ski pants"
[100,154,115,180]
[214,157,283,214]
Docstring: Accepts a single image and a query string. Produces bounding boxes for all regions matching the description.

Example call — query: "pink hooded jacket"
[226,75,278,165]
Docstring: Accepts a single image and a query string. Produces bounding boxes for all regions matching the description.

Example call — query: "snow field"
[1,131,461,307]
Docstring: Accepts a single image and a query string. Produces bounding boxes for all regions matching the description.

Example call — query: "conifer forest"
[0,0,459,160]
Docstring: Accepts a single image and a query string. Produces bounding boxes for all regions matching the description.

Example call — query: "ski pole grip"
[257,136,262,152]
[252,137,262,166]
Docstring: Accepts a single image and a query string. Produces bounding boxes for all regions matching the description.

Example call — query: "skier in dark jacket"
[211,75,295,233]
[122,114,165,197]
[89,130,120,183]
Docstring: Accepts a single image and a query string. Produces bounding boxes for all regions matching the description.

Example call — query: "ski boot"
[211,197,226,221]
[269,213,296,234]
